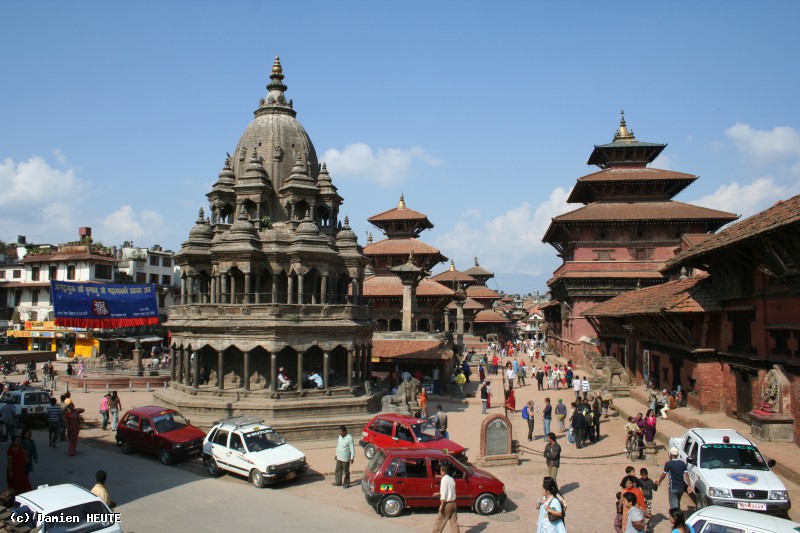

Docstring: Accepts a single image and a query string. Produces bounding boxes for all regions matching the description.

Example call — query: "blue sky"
[2,1,799,294]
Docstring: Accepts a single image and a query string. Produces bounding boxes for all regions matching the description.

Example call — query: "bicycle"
[625,432,642,461]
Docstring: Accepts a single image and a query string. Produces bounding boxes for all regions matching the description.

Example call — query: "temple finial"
[474,256,479,266]
[449,259,455,271]
[613,109,636,142]
[272,56,283,77]
[398,193,405,209]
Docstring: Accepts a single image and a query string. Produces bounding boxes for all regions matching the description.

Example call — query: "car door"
[394,457,434,508]
[431,458,470,507]
[140,416,157,453]
[686,441,700,490]
[123,414,143,449]
[209,429,231,469]
[394,423,416,448]
[226,432,251,475]
[369,418,394,449]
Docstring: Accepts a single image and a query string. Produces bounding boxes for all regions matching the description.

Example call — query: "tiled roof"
[473,309,511,323]
[540,299,560,309]
[364,238,443,256]
[549,271,664,284]
[551,201,738,223]
[22,253,118,263]
[446,297,485,310]
[430,269,476,284]
[363,276,455,297]
[583,274,718,317]
[368,206,430,222]
[575,167,697,183]
[465,285,502,299]
[665,194,800,269]
[372,339,451,361]
[681,233,715,248]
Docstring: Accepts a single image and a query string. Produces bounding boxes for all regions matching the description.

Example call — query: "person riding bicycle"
[624,416,640,450]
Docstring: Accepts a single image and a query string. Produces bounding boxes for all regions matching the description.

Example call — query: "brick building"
[585,194,800,445]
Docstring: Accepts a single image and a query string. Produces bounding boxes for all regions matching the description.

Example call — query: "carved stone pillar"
[192,349,200,390]
[180,277,187,305]
[230,275,237,304]
[244,273,251,304]
[243,349,250,391]
[272,279,278,304]
[297,351,304,392]
[321,275,328,304]
[298,273,305,304]
[351,278,359,305]
[443,311,450,332]
[270,353,277,392]
[323,352,330,391]
[347,348,354,388]
[170,347,177,382]
[217,350,224,392]
[221,275,229,304]
[287,276,295,305]
[183,346,190,386]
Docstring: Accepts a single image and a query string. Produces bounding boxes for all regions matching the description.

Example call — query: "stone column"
[183,347,190,386]
[351,278,359,305]
[170,347,177,382]
[287,276,295,304]
[255,275,261,304]
[347,348,354,388]
[296,351,304,392]
[221,275,229,304]
[230,275,237,304]
[217,350,224,392]
[180,277,187,305]
[298,273,305,304]
[243,349,250,391]
[244,273,252,304]
[321,275,328,304]
[456,300,465,354]
[443,310,450,332]
[270,353,277,392]
[272,279,278,304]
[192,349,200,390]
[323,352,330,391]
[401,281,413,333]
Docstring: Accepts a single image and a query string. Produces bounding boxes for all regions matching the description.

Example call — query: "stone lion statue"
[382,372,421,411]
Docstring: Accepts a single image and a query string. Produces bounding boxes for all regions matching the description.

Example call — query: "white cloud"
[433,187,572,277]
[322,143,443,187]
[98,205,165,243]
[690,177,795,219]
[724,123,800,164]
[0,155,87,207]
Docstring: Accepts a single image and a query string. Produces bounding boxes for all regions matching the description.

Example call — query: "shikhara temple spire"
[398,193,405,208]
[613,109,636,143]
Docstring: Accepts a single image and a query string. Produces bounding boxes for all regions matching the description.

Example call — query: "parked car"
[669,428,791,515]
[0,388,52,423]
[687,506,800,533]
[202,415,308,487]
[359,414,467,462]
[13,483,122,532]
[362,447,505,517]
[115,405,205,465]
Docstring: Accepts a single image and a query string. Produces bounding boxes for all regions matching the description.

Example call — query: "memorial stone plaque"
[484,417,510,456]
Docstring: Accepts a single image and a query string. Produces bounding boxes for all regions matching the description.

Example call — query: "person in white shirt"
[505,364,516,391]
[277,367,292,390]
[432,464,459,533]
[573,376,582,401]
[581,377,590,400]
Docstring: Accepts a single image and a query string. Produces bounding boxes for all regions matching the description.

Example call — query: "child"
[619,465,637,488]
[639,468,657,530]
[624,416,639,453]
[613,491,623,533]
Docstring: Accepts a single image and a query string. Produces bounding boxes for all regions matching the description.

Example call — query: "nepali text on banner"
[51,281,160,328]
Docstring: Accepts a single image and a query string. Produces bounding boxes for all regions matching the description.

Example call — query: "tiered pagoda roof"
[430,260,476,288]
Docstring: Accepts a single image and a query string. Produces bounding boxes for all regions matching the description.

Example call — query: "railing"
[178,292,356,306]
[169,302,370,320]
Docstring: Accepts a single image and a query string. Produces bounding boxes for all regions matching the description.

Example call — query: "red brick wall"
[686,360,728,413]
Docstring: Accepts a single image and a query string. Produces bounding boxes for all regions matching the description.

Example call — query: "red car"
[362,448,505,517]
[359,414,467,463]
[115,405,205,465]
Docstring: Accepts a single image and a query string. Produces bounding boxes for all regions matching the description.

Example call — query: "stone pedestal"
[749,411,795,443]
[645,442,658,466]
[132,349,143,376]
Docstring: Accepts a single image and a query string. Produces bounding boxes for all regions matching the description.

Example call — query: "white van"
[13,483,122,532]
[687,506,800,533]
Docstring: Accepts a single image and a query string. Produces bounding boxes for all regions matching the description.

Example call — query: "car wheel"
[364,443,377,460]
[475,493,498,515]
[119,440,133,454]
[207,457,222,477]
[380,495,404,518]
[160,450,174,466]
[249,469,265,488]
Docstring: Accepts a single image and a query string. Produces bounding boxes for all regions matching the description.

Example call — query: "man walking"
[432,405,449,439]
[655,447,691,510]
[432,463,459,533]
[555,398,567,432]
[480,382,488,414]
[333,425,355,488]
[571,405,587,449]
[46,398,61,448]
[543,433,561,481]
[581,376,590,400]
[573,375,582,401]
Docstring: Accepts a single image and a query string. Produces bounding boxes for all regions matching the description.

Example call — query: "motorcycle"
[1,361,20,376]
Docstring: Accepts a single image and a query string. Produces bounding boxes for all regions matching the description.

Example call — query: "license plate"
[286,472,296,480]
[737,502,767,511]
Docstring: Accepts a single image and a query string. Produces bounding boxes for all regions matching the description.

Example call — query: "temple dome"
[231,57,318,194]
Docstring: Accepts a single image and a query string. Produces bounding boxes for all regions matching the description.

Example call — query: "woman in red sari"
[65,403,85,456]
[7,436,31,494]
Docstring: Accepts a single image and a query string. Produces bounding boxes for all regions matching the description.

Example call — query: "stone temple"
[155,57,377,438]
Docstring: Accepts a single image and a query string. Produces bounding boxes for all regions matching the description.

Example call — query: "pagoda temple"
[542,112,738,366]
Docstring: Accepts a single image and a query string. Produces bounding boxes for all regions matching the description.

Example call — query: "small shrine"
[750,366,795,443]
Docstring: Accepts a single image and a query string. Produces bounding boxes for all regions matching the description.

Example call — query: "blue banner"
[51,281,159,328]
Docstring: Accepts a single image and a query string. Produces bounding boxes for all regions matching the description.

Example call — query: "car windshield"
[41,500,114,533]
[700,444,770,470]
[367,450,386,474]
[450,455,473,476]
[152,412,189,433]
[243,428,285,452]
[410,421,442,442]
